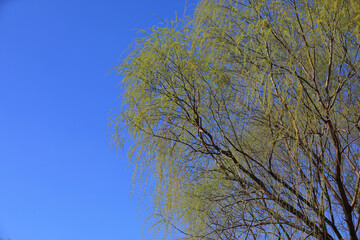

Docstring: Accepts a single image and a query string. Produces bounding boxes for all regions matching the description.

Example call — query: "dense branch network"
[111,0,360,239]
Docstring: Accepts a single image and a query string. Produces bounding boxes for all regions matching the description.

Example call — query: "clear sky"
[0,0,193,239]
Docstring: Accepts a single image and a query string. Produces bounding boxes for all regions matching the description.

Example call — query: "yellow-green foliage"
[111,0,360,239]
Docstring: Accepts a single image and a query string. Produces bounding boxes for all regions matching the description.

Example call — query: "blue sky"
[0,0,194,239]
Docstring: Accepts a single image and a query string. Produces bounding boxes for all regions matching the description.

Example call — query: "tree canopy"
[111,0,360,239]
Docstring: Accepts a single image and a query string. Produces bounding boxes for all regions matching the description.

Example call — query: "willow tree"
[111,0,360,239]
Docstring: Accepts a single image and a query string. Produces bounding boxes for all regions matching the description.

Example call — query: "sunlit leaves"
[111,0,360,239]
